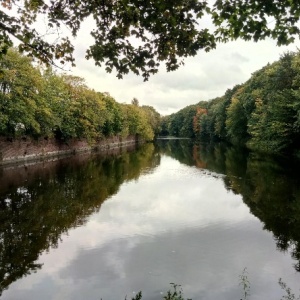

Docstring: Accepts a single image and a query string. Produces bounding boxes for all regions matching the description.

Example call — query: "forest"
[0,49,161,143]
[2,47,300,157]
[161,51,300,155]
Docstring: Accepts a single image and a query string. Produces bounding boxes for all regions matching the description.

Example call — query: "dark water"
[1,140,300,300]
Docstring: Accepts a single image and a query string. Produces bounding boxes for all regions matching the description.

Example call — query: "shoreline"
[0,135,141,166]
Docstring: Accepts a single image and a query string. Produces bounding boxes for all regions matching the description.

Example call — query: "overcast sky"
[69,21,299,116]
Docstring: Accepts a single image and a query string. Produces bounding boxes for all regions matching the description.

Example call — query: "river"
[0,139,300,300]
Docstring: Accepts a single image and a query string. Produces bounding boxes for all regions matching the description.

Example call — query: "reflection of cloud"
[3,156,300,300]
[27,220,299,300]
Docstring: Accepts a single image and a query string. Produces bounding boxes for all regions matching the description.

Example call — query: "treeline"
[0,49,161,142]
[161,51,300,154]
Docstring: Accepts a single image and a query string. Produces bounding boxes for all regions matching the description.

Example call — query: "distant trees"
[163,105,200,138]
[140,105,161,136]
[225,88,248,145]
[162,51,300,155]
[0,49,160,141]
[121,104,154,141]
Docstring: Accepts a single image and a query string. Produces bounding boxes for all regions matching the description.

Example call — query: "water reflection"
[1,140,300,299]
[0,144,159,296]
[158,139,300,273]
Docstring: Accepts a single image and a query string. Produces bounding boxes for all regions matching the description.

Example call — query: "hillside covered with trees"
[0,49,161,142]
[161,51,300,155]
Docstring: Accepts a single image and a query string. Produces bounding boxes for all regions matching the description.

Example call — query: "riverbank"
[0,135,141,166]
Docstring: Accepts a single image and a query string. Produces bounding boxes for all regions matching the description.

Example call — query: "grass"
[127,270,300,300]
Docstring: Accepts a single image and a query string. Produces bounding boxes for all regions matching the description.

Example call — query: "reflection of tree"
[156,139,195,166]
[0,144,159,295]
[240,155,300,272]
[160,139,300,272]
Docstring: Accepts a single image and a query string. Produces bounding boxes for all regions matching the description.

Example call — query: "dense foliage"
[0,49,160,141]
[162,51,300,155]
[1,1,300,80]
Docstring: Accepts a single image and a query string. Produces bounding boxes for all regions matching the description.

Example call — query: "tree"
[101,93,124,137]
[140,105,161,135]
[121,104,154,140]
[0,48,44,136]
[226,88,248,145]
[131,98,139,106]
[1,1,300,80]
[193,107,206,133]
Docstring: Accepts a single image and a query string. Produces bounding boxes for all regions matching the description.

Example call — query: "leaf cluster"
[2,0,300,79]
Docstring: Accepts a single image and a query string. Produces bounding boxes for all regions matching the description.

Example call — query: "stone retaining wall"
[0,135,139,165]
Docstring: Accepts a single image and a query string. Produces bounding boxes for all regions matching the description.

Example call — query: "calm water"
[1,140,300,300]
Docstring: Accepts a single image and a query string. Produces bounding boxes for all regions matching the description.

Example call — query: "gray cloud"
[71,38,299,115]
[231,52,250,63]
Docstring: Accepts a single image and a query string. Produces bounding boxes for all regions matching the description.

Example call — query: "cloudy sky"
[68,19,300,116]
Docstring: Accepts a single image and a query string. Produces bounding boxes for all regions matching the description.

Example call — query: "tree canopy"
[0,49,160,141]
[162,51,300,155]
[1,0,300,80]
